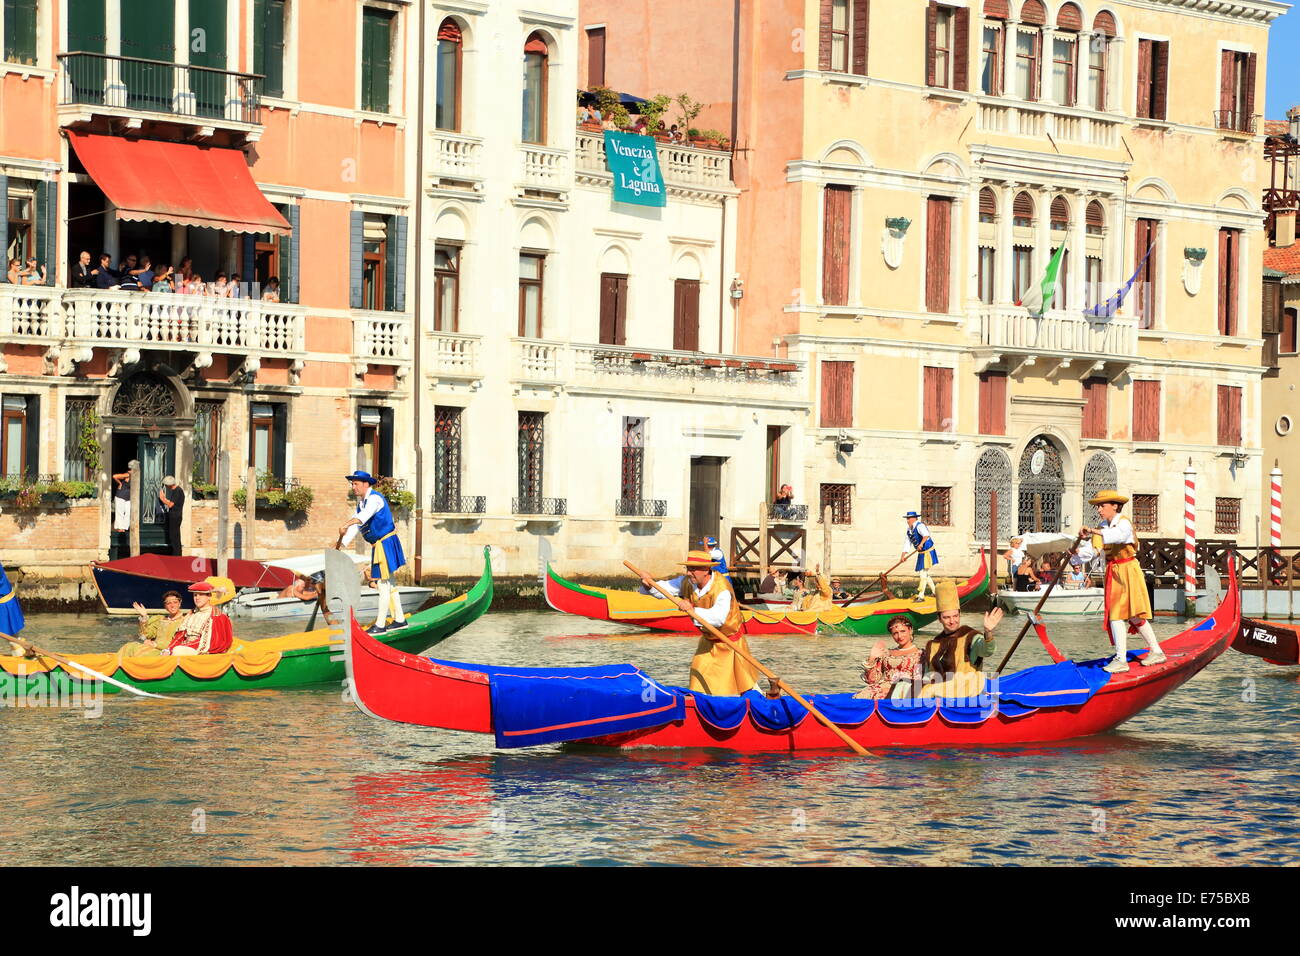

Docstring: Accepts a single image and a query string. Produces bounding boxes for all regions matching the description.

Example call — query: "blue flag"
[1083,240,1156,319]
[0,565,24,638]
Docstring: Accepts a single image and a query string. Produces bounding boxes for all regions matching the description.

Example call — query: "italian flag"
[1019,245,1067,317]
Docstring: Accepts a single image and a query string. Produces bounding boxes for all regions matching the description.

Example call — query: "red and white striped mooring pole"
[1184,460,1197,607]
[1270,460,1283,549]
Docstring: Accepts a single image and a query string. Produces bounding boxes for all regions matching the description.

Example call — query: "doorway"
[110,431,176,557]
[689,456,725,547]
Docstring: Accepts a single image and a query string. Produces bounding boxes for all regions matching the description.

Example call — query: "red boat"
[345,563,1240,753]
[91,554,297,614]
[1231,618,1299,666]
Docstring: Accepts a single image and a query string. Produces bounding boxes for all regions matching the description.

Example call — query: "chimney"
[1279,209,1297,248]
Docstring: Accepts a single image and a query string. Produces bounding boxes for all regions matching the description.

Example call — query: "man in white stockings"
[339,471,407,635]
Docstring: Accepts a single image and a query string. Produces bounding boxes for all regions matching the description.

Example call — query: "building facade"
[413,1,808,579]
[582,0,1282,573]
[1,0,414,582]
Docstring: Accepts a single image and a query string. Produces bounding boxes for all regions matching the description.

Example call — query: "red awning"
[68,131,291,235]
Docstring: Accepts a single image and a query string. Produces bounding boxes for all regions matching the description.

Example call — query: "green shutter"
[188,0,227,118]
[264,0,285,97]
[0,175,8,281]
[361,8,391,113]
[35,180,56,284]
[120,0,174,111]
[4,0,38,66]
[66,0,106,102]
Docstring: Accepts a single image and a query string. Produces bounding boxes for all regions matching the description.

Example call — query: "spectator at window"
[630,115,648,134]
[773,483,794,519]
[72,250,94,287]
[262,276,281,302]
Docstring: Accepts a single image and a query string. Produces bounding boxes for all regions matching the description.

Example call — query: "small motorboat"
[1000,586,1105,617]
[91,554,297,614]
[231,583,437,621]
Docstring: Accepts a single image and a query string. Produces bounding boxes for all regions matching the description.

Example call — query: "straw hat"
[680,550,715,569]
[936,580,960,613]
[190,575,236,605]
[1087,489,1129,506]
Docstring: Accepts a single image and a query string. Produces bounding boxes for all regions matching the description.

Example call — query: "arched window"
[1050,196,1070,230]
[436,19,462,132]
[1013,191,1035,227]
[1087,11,1117,110]
[979,187,998,223]
[1018,436,1065,533]
[522,33,549,145]
[1021,0,1047,24]
[1082,452,1118,527]
[1086,200,1105,234]
[974,447,1012,542]
[1057,3,1083,31]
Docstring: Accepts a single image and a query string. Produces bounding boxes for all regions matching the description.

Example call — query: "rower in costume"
[639,550,760,696]
[340,471,407,635]
[702,536,732,583]
[904,511,940,602]
[1,564,26,655]
[1081,490,1163,673]
[166,578,234,655]
[919,580,1003,699]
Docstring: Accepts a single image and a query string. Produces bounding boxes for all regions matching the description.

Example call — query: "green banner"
[603,131,666,207]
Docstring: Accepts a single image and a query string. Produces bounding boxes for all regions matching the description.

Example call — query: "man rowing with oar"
[340,471,407,635]
[639,549,760,696]
[1081,490,1164,673]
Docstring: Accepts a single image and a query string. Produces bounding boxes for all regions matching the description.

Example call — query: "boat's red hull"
[347,562,1239,752]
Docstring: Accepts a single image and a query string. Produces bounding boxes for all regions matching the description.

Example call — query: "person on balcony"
[209,273,232,297]
[17,257,46,285]
[773,483,794,519]
[134,255,155,291]
[72,250,94,287]
[116,255,142,291]
[904,510,940,603]
[340,470,408,635]
[151,265,174,294]
[92,253,119,289]
[262,277,281,302]
[639,550,759,697]
[229,273,245,298]
[1081,490,1164,673]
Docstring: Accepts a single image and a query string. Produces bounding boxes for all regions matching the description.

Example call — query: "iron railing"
[1214,110,1258,134]
[767,503,809,523]
[513,496,566,516]
[616,498,667,518]
[430,495,486,515]
[59,52,263,125]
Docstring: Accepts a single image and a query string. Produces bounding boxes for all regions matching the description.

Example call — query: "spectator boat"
[542,552,990,635]
[230,584,437,621]
[91,554,299,615]
[343,559,1238,752]
[3,550,492,696]
[999,586,1106,616]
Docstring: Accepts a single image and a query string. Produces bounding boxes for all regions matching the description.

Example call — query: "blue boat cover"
[428,656,1114,749]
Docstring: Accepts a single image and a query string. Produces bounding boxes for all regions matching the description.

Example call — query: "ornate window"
[973,447,1012,541]
[435,19,462,131]
[820,483,852,525]
[433,406,463,510]
[1081,452,1117,526]
[192,400,225,485]
[517,411,544,503]
[1133,494,1159,533]
[112,373,178,418]
[1018,436,1064,533]
[63,396,98,481]
[922,486,951,527]
[1215,498,1241,535]
[620,416,644,502]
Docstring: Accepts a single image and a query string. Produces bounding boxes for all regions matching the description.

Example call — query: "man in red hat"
[640,550,759,696]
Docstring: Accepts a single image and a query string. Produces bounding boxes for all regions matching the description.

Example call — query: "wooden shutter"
[979,371,1006,435]
[599,274,628,345]
[852,0,869,75]
[1217,228,1230,335]
[1057,2,1082,31]
[953,7,969,91]
[979,188,996,219]
[1134,380,1160,442]
[1136,39,1152,118]
[1262,277,1282,334]
[1218,385,1242,446]
[1086,200,1103,230]
[1013,192,1034,220]
[1092,11,1116,37]
[1151,41,1168,120]
[1244,52,1257,124]
[820,361,854,428]
[822,185,852,306]
[1021,0,1046,25]
[673,279,699,352]
[22,395,39,479]
[390,214,408,312]
[379,407,394,478]
[984,0,1009,18]
[925,1,938,87]
[1226,229,1238,336]
[1082,377,1108,439]
[349,210,364,309]
[1219,50,1235,118]
[925,197,952,313]
[923,366,952,431]
[271,403,288,483]
[819,0,834,70]
[587,27,606,87]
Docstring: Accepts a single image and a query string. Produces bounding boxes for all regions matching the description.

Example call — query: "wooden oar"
[995,531,1087,674]
[1,631,176,700]
[625,561,871,757]
[840,549,918,607]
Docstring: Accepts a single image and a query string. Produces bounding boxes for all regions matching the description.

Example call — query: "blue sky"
[1268,9,1300,117]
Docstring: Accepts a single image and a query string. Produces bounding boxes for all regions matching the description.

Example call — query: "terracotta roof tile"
[1264,244,1300,276]
[1265,119,1290,136]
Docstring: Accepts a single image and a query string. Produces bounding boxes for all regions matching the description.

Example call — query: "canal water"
[5,607,1298,866]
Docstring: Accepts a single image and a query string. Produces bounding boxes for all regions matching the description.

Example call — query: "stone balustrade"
[978,307,1139,357]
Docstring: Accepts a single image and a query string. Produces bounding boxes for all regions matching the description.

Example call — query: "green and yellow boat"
[0,549,493,697]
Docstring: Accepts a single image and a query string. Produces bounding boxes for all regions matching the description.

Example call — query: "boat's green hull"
[816,570,991,635]
[2,553,493,697]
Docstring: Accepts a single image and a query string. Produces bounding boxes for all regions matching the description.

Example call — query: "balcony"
[616,497,668,518]
[976,306,1139,377]
[58,53,262,140]
[429,495,486,516]
[353,312,412,375]
[427,331,482,383]
[1214,111,1259,136]
[428,130,484,191]
[767,503,809,523]
[513,496,567,517]
[976,100,1122,149]
[0,286,305,360]
[575,130,734,197]
[519,144,569,200]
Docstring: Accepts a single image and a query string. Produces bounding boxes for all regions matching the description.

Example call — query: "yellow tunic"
[681,572,760,697]
[1093,515,1153,623]
[795,573,835,614]
[918,629,991,699]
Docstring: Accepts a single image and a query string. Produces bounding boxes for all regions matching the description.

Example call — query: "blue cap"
[702,536,717,547]
[345,471,378,484]
[904,511,920,518]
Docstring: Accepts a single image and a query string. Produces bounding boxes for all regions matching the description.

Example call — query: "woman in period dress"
[856,615,923,699]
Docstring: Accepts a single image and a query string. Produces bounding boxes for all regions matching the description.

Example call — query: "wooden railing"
[1139,538,1300,587]
[729,526,806,571]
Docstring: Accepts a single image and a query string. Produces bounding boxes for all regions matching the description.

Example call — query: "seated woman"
[797,565,835,614]
[119,592,186,657]
[277,574,320,602]
[919,581,1003,699]
[165,578,234,655]
[1062,556,1089,589]
[855,615,923,700]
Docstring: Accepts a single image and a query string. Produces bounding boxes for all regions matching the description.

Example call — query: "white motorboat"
[1000,586,1105,616]
[230,584,436,621]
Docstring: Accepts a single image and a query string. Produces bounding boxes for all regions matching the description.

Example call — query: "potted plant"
[674,93,704,137]
[191,481,219,501]
[77,409,102,476]
[638,93,672,135]
[590,86,630,130]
